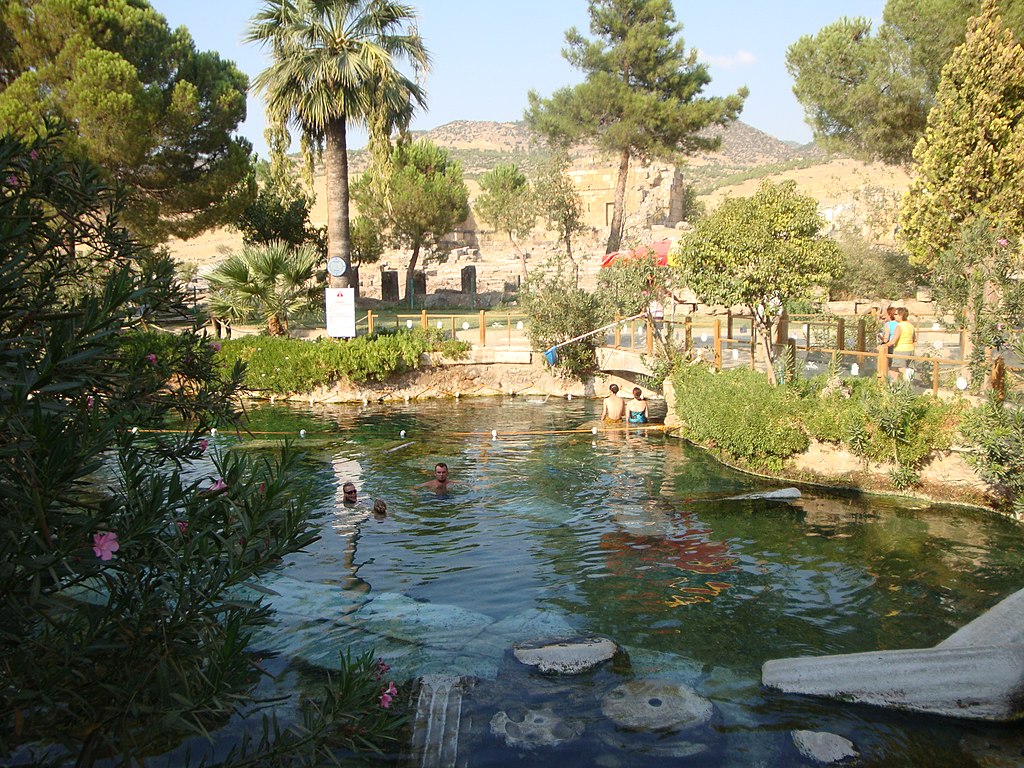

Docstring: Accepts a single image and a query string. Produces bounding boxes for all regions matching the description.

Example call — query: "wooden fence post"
[857,318,866,352]
[684,315,692,352]
[479,310,486,346]
[420,309,428,330]
[726,309,733,340]
[646,317,654,354]
[836,318,845,353]
[367,310,374,335]
[713,319,722,371]
[877,343,889,381]
[787,339,797,382]
[614,315,621,349]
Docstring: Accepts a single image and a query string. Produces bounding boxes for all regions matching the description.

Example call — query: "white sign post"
[325,288,356,338]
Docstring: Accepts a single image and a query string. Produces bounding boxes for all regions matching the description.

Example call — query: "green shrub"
[672,366,965,479]
[961,396,1024,513]
[219,329,469,394]
[522,268,609,379]
[671,365,809,470]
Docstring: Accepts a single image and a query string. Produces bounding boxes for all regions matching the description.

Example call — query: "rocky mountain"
[348,119,824,185]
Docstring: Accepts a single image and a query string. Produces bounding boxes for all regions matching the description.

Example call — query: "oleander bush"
[0,128,406,767]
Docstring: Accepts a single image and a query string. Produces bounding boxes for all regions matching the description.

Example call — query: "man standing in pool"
[419,462,453,492]
[601,383,625,421]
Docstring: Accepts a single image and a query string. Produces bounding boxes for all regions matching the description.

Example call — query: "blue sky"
[151,0,884,157]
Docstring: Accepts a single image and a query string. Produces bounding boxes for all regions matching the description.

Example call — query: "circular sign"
[326,256,347,277]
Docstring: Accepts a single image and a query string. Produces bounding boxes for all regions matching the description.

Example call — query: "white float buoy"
[436,320,444,329]
[956,376,968,390]
[491,429,497,439]
[406,319,413,329]
[700,333,708,343]
[850,363,860,376]
[567,393,573,400]
[362,398,368,406]
[131,426,138,434]
[462,321,470,331]
[404,395,410,403]
[299,429,306,438]
[270,394,275,404]
[516,321,524,330]
[592,426,598,435]
[592,441,597,448]
[455,392,460,399]
[731,349,739,360]
[400,430,406,438]
[210,427,217,436]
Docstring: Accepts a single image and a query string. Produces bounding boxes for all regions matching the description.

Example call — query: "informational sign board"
[325,288,356,338]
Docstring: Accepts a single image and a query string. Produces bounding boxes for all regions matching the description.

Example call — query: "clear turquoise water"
[212,398,1024,766]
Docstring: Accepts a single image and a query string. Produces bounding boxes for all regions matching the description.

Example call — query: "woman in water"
[626,387,649,424]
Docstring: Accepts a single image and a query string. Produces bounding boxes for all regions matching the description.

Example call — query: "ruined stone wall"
[567,160,686,236]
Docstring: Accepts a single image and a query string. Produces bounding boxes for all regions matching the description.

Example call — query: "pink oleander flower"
[199,439,208,453]
[209,478,228,492]
[379,681,398,708]
[92,531,120,561]
[998,238,1009,246]
[259,482,266,495]
[209,341,221,352]
[145,353,157,365]
[998,323,1005,331]
[86,396,94,408]
[6,174,18,187]
[373,658,391,679]
[29,150,38,160]
[176,521,189,534]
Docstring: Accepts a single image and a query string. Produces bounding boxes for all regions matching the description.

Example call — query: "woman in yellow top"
[889,307,916,381]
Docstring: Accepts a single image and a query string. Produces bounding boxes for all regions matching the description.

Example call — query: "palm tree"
[206,240,322,336]
[246,0,429,289]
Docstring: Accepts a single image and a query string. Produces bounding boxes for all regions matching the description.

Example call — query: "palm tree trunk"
[605,149,630,254]
[325,118,351,289]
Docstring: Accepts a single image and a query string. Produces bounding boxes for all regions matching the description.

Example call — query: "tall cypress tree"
[525,0,746,254]
[899,0,1024,268]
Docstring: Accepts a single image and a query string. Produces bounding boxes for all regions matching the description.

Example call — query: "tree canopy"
[673,180,842,382]
[525,0,746,254]
[898,1,1024,268]
[787,0,1024,165]
[247,0,429,288]
[0,0,253,242]
[353,140,469,305]
[475,163,536,281]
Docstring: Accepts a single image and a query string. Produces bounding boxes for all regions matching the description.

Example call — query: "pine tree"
[525,0,745,254]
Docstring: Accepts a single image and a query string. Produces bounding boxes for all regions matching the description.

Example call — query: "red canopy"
[600,239,672,268]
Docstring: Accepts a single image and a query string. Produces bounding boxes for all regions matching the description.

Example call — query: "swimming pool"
[205,397,1024,766]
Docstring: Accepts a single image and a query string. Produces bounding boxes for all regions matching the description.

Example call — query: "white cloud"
[698,49,757,70]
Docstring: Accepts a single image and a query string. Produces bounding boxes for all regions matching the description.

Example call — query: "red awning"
[600,240,672,268]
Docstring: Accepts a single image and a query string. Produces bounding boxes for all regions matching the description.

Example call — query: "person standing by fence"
[891,307,917,381]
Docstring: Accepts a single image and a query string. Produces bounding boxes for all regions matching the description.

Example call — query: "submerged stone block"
[601,679,714,732]
[512,635,618,675]
[489,706,585,750]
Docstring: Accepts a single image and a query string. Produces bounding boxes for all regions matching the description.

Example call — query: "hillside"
[168,119,909,271]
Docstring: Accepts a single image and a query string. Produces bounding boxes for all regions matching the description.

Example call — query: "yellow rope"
[132,423,668,438]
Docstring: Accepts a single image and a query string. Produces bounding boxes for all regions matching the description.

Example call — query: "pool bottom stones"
[405,635,721,766]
